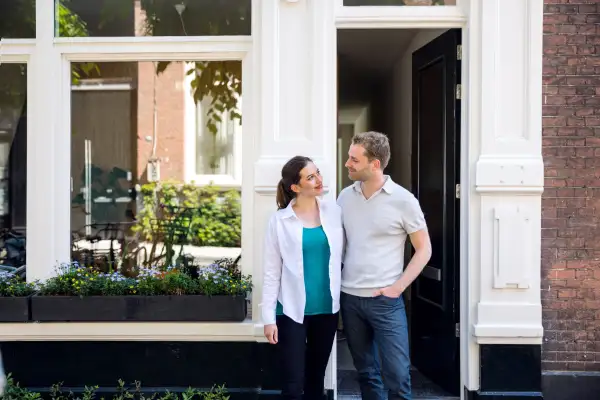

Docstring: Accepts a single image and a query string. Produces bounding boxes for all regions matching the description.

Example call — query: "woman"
[261,156,343,400]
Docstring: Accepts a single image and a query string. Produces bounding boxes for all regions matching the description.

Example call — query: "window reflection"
[0,0,35,38]
[70,60,242,275]
[56,0,251,37]
[0,64,27,278]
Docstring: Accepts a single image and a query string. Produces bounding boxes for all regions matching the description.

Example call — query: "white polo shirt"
[337,176,427,297]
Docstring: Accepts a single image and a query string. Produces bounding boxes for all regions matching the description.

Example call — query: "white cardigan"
[260,197,344,325]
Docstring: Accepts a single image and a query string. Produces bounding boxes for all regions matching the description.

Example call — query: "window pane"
[0,0,35,38]
[344,0,455,5]
[55,0,251,37]
[70,60,243,275]
[195,95,241,177]
[0,64,27,278]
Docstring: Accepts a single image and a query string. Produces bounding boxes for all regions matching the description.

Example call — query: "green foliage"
[38,261,251,297]
[3,375,230,400]
[135,182,241,248]
[0,271,36,297]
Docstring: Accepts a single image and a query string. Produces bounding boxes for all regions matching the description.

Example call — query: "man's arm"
[377,228,431,297]
[375,193,432,297]
[391,228,431,293]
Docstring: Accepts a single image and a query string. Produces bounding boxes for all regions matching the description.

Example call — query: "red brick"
[543,0,600,373]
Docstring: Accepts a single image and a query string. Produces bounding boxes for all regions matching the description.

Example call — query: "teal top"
[276,225,333,317]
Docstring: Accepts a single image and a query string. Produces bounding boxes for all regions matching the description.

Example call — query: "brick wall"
[542,0,600,372]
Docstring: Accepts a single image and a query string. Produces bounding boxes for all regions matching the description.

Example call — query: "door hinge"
[455,183,460,199]
[456,84,462,100]
[457,44,462,61]
[455,323,460,337]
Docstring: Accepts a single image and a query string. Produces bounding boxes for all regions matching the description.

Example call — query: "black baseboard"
[1,341,281,395]
[19,388,334,400]
[0,341,336,399]
[541,371,600,400]
[465,344,543,399]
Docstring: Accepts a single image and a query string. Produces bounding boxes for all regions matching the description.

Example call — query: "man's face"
[345,144,377,182]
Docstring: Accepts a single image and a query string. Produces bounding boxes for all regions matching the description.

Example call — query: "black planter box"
[31,295,247,322]
[0,296,31,322]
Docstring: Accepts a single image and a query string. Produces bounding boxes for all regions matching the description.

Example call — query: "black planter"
[31,295,247,322]
[0,296,31,322]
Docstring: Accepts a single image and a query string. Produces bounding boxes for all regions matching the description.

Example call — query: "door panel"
[410,29,461,395]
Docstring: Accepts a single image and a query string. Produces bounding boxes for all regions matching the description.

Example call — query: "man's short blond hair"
[352,131,391,170]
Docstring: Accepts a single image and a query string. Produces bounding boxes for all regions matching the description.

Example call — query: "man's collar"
[352,175,394,194]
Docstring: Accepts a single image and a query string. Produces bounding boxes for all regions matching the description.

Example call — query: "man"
[337,131,432,400]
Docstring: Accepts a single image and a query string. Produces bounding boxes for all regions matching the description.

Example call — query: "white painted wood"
[335,1,466,29]
[472,0,544,349]
[12,0,544,396]
[0,321,265,341]
[0,39,35,62]
[26,0,60,281]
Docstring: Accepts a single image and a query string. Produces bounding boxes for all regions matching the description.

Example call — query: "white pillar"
[252,0,337,390]
[471,0,544,344]
[27,0,63,281]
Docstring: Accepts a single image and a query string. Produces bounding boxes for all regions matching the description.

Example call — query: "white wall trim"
[0,39,35,62]
[334,0,467,28]
[0,321,267,342]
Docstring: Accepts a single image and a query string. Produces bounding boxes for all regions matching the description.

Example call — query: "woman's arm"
[261,214,283,326]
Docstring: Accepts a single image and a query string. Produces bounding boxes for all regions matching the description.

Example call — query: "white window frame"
[0,40,34,235]
[183,63,243,188]
[3,0,259,341]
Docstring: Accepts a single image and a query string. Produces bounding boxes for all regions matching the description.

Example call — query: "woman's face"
[292,162,324,197]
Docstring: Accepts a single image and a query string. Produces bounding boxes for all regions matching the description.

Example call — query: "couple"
[261,131,432,400]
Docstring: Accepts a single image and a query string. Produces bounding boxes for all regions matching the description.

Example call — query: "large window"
[69,60,243,274]
[0,64,27,277]
[1,0,252,317]
[55,0,251,37]
[0,0,35,38]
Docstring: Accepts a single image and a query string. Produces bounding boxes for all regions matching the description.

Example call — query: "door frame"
[331,1,472,397]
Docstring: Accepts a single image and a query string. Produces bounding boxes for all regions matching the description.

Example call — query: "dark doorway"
[410,28,461,396]
[336,28,462,398]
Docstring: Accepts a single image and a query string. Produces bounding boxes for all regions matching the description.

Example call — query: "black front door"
[410,29,461,395]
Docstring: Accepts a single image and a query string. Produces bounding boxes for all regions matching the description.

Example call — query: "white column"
[27,0,63,281]
[252,0,337,389]
[470,0,544,343]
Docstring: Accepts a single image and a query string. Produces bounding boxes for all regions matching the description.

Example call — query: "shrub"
[2,374,230,400]
[134,182,241,248]
[0,271,36,297]
[38,261,251,297]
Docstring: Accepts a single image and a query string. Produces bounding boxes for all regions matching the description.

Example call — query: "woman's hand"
[264,324,278,344]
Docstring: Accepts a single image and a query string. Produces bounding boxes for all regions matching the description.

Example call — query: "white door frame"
[326,0,545,397]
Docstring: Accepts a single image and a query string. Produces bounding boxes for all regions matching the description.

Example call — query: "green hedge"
[2,375,230,400]
[134,182,241,248]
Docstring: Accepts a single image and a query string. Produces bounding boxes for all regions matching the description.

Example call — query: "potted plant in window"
[0,271,36,322]
[30,258,250,322]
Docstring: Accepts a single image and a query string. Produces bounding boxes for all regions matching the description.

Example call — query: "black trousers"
[276,312,339,400]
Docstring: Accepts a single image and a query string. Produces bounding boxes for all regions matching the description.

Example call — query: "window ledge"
[0,320,268,342]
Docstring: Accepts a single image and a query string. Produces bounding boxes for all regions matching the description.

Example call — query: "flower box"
[0,295,31,322]
[30,294,247,322]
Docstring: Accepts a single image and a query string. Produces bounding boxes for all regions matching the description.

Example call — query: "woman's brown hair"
[276,156,313,210]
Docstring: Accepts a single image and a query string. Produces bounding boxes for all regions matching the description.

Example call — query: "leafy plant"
[0,271,36,297]
[38,260,251,297]
[3,375,231,400]
[134,182,241,249]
